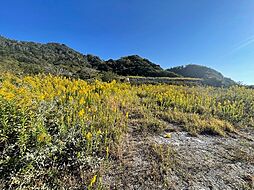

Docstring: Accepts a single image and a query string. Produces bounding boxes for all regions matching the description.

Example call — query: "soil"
[103,124,254,190]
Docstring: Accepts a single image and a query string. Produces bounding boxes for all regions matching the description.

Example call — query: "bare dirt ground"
[103,123,254,190]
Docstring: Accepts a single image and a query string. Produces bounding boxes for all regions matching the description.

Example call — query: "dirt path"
[103,127,166,189]
[153,128,254,190]
[103,125,254,189]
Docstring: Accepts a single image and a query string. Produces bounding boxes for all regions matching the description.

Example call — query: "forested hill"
[0,36,179,79]
[0,35,98,79]
[0,36,236,86]
[89,54,179,77]
[167,64,236,87]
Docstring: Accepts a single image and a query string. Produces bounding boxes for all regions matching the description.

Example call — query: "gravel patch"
[152,130,254,190]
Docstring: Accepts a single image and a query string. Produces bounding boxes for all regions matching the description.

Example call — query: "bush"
[100,71,119,82]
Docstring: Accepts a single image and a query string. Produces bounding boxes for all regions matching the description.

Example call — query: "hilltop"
[0,36,178,79]
[168,64,236,87]
[89,54,179,77]
[0,36,97,79]
[0,36,235,86]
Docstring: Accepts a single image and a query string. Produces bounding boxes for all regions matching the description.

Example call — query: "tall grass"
[0,73,253,188]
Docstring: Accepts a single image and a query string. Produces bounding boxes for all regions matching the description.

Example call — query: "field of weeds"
[0,73,254,189]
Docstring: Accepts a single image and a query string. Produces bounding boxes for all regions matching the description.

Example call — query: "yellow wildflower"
[69,96,73,102]
[164,133,172,138]
[89,175,97,187]
[79,97,85,105]
[96,129,102,136]
[78,109,85,117]
[106,146,109,158]
[86,132,92,141]
[37,133,47,142]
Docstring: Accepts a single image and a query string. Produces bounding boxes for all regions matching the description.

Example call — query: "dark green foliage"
[92,55,180,77]
[0,36,90,67]
[0,36,236,86]
[100,71,119,82]
[167,64,224,79]
[87,54,111,71]
[0,36,179,79]
[167,64,236,87]
[0,36,98,78]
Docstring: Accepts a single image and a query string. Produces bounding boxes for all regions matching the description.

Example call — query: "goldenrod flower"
[96,129,102,136]
[89,175,97,187]
[86,132,92,141]
[79,97,85,105]
[37,133,47,142]
[164,133,171,138]
[78,109,85,117]
[106,146,109,158]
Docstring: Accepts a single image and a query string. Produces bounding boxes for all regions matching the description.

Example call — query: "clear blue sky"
[1,0,254,84]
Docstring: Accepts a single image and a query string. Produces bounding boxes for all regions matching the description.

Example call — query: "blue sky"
[1,0,254,84]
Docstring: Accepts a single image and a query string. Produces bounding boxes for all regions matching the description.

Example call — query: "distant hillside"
[0,36,97,79]
[90,54,179,77]
[0,36,236,86]
[167,64,236,87]
[0,36,179,79]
